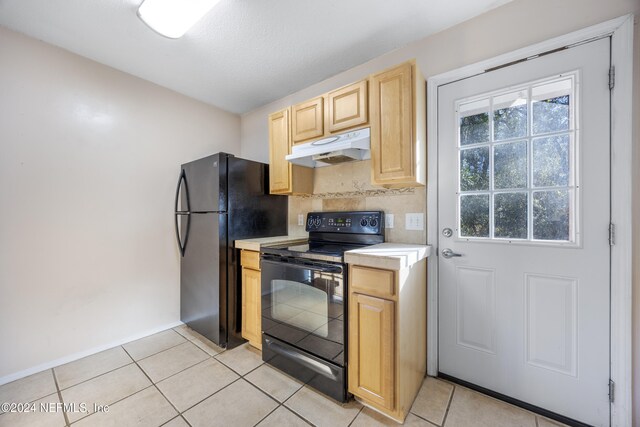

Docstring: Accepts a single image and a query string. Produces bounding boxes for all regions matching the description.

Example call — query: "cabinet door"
[241,267,262,349]
[348,293,395,410]
[292,96,324,143]
[370,61,415,184]
[328,80,368,133]
[268,108,292,194]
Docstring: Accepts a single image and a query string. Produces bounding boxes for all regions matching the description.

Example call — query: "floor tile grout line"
[410,411,436,425]
[172,327,215,345]
[241,372,288,407]
[250,402,282,427]
[346,406,364,427]
[59,352,207,425]
[120,346,185,425]
[179,413,193,427]
[51,368,71,427]
[439,383,456,427]
[131,338,196,364]
[175,376,244,416]
[281,384,359,427]
[159,415,183,427]
[72,384,157,425]
[154,356,218,385]
[213,351,263,377]
[241,371,313,427]
[56,358,134,393]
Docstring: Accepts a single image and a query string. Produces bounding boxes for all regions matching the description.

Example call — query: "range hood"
[286,128,370,168]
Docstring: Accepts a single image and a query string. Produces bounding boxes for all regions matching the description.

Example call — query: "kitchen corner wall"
[0,27,240,381]
[286,161,426,244]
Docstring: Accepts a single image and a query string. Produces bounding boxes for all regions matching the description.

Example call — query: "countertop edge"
[235,235,308,251]
[344,243,432,270]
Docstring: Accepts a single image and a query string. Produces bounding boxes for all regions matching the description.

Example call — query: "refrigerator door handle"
[174,212,191,257]
[174,169,192,257]
[174,169,191,213]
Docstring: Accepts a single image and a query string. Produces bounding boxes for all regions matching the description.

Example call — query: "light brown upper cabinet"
[328,80,368,133]
[292,96,325,144]
[268,108,313,195]
[370,60,426,188]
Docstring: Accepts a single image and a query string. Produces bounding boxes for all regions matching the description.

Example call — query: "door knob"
[441,248,462,259]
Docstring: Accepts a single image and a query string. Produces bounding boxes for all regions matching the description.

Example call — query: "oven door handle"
[261,258,343,274]
[263,336,341,381]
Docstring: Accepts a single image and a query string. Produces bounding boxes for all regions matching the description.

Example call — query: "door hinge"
[609,379,615,403]
[609,223,615,246]
[609,66,615,90]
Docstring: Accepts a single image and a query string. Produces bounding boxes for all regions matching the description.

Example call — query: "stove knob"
[369,218,378,228]
[360,218,368,227]
[307,217,314,227]
[314,218,322,227]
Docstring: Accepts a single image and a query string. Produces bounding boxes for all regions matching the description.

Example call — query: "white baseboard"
[0,320,184,386]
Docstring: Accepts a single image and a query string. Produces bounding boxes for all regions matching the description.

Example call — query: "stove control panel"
[305,211,384,235]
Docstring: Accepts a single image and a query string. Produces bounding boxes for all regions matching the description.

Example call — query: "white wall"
[240,0,640,422]
[0,27,240,381]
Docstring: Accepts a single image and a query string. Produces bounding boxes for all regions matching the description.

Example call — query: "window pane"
[533,95,570,135]
[460,113,490,145]
[460,147,490,191]
[494,193,528,239]
[494,141,527,189]
[533,135,570,187]
[493,91,527,141]
[533,190,570,240]
[460,194,490,238]
[532,78,572,135]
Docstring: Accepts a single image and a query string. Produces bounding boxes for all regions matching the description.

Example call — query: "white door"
[438,38,610,426]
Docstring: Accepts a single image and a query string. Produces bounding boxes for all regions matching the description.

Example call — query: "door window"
[457,75,577,243]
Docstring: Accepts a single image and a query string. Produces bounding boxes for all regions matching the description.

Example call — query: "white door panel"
[438,38,610,426]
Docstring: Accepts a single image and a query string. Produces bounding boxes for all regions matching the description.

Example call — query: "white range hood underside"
[286,128,371,168]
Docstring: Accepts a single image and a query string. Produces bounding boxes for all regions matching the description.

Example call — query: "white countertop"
[344,243,431,270]
[235,235,308,251]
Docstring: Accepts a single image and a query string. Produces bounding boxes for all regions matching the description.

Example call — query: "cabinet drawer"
[350,265,396,299]
[241,250,261,270]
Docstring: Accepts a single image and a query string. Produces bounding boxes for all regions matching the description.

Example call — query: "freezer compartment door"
[181,154,227,213]
[181,212,225,345]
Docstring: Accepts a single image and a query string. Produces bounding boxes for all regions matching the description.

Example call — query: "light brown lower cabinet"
[348,260,427,422]
[241,250,261,350]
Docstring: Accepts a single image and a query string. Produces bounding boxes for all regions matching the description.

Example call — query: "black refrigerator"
[174,153,287,349]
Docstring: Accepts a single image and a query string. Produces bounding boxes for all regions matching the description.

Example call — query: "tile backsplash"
[288,160,427,244]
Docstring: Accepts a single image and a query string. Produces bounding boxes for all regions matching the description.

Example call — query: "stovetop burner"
[260,211,385,263]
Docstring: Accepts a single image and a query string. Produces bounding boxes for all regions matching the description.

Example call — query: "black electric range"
[259,211,385,402]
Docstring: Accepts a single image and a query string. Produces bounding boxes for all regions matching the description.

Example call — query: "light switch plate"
[405,213,424,230]
[385,214,394,229]
[298,214,304,226]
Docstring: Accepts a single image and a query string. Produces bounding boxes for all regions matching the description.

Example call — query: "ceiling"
[0,0,512,114]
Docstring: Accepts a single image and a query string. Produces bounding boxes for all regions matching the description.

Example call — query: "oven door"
[260,254,347,401]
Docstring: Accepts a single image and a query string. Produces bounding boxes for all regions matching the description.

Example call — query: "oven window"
[261,259,344,348]
[271,279,329,337]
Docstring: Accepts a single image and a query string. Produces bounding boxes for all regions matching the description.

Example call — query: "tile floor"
[0,326,568,427]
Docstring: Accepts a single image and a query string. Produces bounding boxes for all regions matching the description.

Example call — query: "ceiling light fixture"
[137,0,222,39]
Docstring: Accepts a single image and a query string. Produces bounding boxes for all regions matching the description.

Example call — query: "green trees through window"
[457,78,574,242]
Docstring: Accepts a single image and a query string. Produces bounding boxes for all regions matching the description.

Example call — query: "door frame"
[426,14,634,426]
